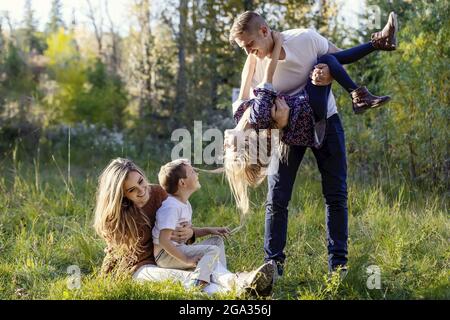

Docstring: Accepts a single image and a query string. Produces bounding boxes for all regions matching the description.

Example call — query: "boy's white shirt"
[233,28,338,119]
[152,195,193,246]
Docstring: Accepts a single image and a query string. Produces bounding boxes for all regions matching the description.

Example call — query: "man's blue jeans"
[264,113,348,272]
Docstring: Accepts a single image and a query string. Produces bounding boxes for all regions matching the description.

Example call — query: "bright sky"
[0,0,366,34]
[0,0,132,34]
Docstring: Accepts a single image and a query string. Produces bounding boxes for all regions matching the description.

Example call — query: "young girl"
[225,12,398,214]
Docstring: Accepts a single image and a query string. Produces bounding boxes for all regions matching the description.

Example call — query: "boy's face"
[180,164,201,193]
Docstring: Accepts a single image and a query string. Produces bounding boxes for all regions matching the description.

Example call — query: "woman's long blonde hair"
[93,158,150,268]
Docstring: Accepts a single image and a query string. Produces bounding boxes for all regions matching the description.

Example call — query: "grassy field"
[0,153,448,300]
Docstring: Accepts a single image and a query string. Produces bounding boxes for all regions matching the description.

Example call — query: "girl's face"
[123,171,150,208]
[224,130,237,153]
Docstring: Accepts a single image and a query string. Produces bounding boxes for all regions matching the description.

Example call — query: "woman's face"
[123,171,150,208]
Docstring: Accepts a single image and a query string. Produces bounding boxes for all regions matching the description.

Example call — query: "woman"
[93,158,274,296]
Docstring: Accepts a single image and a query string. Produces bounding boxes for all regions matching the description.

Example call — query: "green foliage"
[337,0,449,187]
[1,42,36,95]
[0,2,448,300]
[0,158,448,300]
[45,0,65,35]
[43,29,87,125]
[42,30,128,128]
[1,0,447,189]
[76,60,128,129]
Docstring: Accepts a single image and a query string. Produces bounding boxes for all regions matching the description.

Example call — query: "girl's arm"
[233,32,282,129]
[263,31,283,84]
[235,107,252,131]
[238,54,257,101]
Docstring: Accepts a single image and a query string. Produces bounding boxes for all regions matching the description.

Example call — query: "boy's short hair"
[158,159,190,194]
[229,11,267,45]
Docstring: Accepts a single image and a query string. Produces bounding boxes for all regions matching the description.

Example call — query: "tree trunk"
[175,0,188,124]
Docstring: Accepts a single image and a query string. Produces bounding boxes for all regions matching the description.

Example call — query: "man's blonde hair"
[229,11,268,45]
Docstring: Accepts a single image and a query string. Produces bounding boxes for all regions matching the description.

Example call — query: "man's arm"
[327,40,342,54]
[310,40,340,86]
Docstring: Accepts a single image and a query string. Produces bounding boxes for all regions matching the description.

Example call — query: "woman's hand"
[271,97,290,129]
[171,222,194,244]
[207,227,231,239]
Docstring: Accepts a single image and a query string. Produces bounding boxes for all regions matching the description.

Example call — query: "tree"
[174,0,188,123]
[22,0,42,53]
[104,0,120,74]
[338,0,449,188]
[46,0,65,34]
[126,0,153,118]
[86,0,104,58]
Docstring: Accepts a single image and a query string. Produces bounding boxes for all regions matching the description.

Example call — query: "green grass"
[0,156,448,300]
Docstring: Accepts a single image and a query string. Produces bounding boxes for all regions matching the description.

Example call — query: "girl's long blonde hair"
[93,158,150,268]
[224,114,276,215]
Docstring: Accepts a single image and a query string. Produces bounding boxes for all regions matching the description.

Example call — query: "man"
[229,11,348,278]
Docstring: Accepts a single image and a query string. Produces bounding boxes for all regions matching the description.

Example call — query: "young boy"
[153,159,275,294]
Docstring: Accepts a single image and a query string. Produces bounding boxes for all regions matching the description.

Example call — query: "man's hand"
[271,97,290,129]
[310,63,333,86]
[171,222,194,244]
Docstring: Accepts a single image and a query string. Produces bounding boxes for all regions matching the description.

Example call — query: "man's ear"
[260,25,269,37]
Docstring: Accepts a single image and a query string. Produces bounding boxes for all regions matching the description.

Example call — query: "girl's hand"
[248,52,257,65]
[272,31,282,46]
[171,222,194,244]
[208,227,231,239]
[238,54,257,101]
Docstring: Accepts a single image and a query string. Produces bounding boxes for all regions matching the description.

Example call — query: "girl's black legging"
[307,42,376,121]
